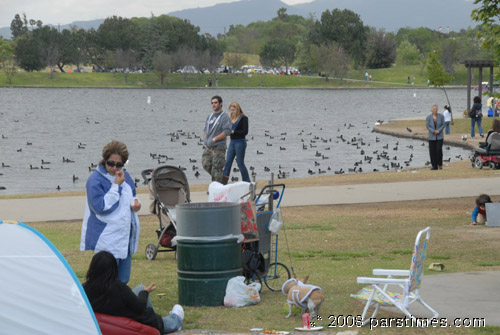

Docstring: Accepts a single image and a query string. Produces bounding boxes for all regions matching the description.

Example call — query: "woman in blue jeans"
[222,102,249,184]
[470,96,484,138]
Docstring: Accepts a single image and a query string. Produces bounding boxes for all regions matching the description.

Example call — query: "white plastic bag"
[268,208,283,235]
[223,276,261,308]
[208,182,251,203]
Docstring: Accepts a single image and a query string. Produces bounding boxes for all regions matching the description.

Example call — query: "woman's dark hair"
[476,194,492,207]
[99,140,129,166]
[473,96,481,104]
[83,251,118,309]
[492,119,500,133]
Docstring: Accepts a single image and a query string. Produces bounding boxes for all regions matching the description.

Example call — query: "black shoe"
[480,134,484,138]
[438,165,443,170]
[430,167,438,170]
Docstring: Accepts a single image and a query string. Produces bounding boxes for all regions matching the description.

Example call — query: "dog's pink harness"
[282,278,322,309]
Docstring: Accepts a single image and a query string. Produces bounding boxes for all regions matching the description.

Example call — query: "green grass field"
[1,62,481,89]
[27,196,500,334]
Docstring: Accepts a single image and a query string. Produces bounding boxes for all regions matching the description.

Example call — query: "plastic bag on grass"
[224,276,261,308]
[268,208,283,235]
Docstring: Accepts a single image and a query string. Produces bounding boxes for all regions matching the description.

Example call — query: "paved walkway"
[2,177,500,222]
[1,177,499,328]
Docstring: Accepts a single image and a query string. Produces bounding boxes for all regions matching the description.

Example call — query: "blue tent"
[0,221,101,335]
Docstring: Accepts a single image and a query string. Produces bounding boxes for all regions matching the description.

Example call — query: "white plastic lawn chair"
[351,226,439,327]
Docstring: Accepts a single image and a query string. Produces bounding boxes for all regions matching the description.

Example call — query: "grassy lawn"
[350,64,475,87]
[1,62,479,89]
[27,196,500,334]
[1,71,403,88]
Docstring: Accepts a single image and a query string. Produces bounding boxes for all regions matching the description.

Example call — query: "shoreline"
[374,125,477,151]
[2,159,494,200]
[1,85,466,90]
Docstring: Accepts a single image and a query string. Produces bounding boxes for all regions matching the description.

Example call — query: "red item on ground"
[302,313,311,329]
[95,313,160,335]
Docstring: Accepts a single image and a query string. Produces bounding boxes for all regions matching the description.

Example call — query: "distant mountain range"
[0,19,105,40]
[0,0,478,39]
[169,0,478,35]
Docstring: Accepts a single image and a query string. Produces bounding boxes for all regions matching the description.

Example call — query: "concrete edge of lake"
[0,84,466,90]
[374,121,478,152]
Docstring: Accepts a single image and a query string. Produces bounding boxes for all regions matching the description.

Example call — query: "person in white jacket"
[443,105,452,135]
[81,140,141,284]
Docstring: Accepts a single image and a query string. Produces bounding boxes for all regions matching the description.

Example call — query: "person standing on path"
[470,96,484,138]
[426,104,445,170]
[443,105,452,135]
[487,96,494,111]
[222,102,250,184]
[202,95,232,182]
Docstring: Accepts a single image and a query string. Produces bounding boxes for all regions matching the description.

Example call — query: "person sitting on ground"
[83,251,184,334]
[471,194,492,226]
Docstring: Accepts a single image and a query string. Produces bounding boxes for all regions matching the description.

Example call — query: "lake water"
[0,87,472,195]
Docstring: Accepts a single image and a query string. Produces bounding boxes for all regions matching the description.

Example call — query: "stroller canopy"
[149,165,191,210]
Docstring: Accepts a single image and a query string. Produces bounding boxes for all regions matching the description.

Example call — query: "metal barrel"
[176,202,242,306]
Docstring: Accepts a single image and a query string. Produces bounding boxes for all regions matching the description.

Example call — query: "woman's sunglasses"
[106,160,124,168]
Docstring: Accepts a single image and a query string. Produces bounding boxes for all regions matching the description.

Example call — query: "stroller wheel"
[145,243,158,260]
[474,156,483,169]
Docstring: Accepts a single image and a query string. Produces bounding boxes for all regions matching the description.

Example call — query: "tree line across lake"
[0,4,497,86]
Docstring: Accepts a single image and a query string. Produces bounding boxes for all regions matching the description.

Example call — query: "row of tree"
[224,7,494,80]
[4,13,223,83]
[1,3,497,85]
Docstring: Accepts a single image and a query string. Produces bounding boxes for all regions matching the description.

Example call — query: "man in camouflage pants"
[202,95,232,183]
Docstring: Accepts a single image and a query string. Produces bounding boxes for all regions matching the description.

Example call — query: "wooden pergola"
[463,60,495,111]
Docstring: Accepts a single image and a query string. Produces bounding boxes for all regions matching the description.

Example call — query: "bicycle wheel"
[264,262,290,291]
[244,271,263,292]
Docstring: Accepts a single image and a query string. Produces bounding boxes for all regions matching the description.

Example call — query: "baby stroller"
[143,165,191,260]
[471,132,500,169]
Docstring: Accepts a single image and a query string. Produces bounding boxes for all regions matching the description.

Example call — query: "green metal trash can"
[176,202,242,306]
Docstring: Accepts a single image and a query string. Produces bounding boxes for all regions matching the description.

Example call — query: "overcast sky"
[0,0,313,28]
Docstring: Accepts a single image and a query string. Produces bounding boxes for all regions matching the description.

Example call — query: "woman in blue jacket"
[426,104,445,170]
[80,140,141,284]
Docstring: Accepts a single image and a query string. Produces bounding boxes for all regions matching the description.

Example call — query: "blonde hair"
[229,102,244,122]
[99,140,129,165]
